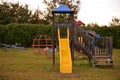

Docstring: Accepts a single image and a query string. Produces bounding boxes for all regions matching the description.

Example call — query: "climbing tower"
[52,4,75,73]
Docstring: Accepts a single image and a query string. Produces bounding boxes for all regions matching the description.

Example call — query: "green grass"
[0,48,120,80]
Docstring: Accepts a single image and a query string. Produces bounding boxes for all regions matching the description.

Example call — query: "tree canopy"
[0,1,31,24]
[0,1,47,24]
[109,17,120,26]
[0,0,81,24]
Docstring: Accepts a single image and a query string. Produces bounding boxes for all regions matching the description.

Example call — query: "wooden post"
[70,13,75,65]
[52,13,55,66]
[92,37,95,55]
[109,37,113,57]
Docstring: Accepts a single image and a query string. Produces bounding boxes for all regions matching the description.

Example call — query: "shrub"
[0,23,52,47]
[1,23,120,48]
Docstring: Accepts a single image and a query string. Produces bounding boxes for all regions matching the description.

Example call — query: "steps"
[92,55,114,67]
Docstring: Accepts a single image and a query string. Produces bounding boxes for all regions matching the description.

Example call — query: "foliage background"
[0,23,52,47]
[0,1,120,48]
[0,23,120,48]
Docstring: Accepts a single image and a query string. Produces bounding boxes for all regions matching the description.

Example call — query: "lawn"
[0,48,120,80]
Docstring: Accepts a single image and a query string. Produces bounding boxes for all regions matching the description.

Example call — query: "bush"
[0,23,52,47]
[1,23,120,48]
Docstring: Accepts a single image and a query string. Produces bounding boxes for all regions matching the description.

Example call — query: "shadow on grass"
[0,75,9,80]
[95,65,114,69]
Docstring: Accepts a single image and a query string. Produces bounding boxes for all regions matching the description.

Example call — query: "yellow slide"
[58,28,72,73]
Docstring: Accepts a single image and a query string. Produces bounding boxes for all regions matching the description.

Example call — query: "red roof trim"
[77,20,85,25]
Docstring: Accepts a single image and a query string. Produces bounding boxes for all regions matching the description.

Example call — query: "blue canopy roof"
[52,4,74,13]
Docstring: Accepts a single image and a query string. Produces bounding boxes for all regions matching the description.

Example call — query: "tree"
[0,1,32,24]
[9,2,32,23]
[43,0,80,23]
[110,17,120,26]
[16,4,32,23]
[0,1,11,24]
[29,8,49,24]
[29,9,41,24]
[86,23,100,28]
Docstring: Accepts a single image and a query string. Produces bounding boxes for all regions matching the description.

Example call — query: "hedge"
[0,23,52,47]
[0,23,120,48]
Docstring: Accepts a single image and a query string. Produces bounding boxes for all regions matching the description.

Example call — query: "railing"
[76,28,113,59]
[76,28,95,55]
[93,37,113,57]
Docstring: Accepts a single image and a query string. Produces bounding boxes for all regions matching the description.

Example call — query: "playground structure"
[75,28,114,67]
[32,35,53,55]
[32,35,53,48]
[52,4,114,73]
[52,4,75,73]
